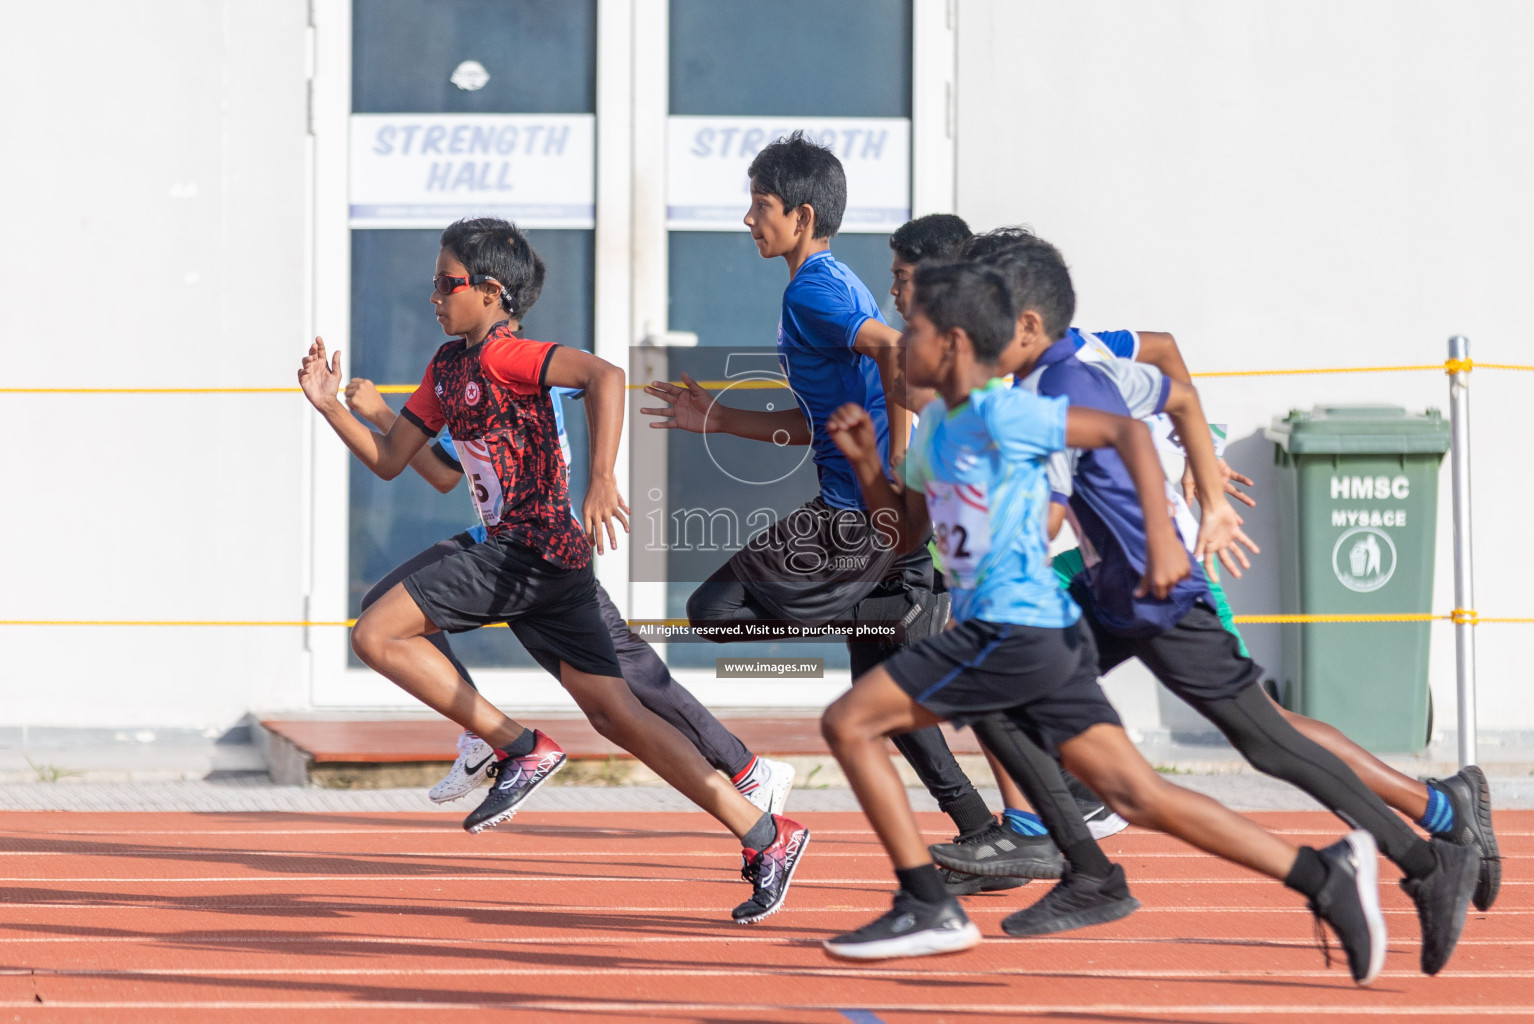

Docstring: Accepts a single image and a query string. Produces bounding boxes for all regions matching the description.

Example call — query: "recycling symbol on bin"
[1331,526,1397,593]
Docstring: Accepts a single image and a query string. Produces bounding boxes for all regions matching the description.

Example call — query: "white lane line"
[7,826,1526,837]
[0,1000,1527,1016]
[7,965,1534,980]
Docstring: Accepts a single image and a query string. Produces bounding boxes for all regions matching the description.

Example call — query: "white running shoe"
[428,731,497,804]
[1084,805,1130,841]
[735,756,796,816]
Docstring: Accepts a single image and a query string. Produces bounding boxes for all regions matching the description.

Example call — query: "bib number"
[453,437,504,528]
[928,482,991,587]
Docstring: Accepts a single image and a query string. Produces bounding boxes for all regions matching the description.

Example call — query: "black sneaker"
[1309,830,1387,986]
[1401,835,1481,975]
[733,815,810,924]
[1000,863,1140,936]
[462,730,566,834]
[939,865,1031,897]
[929,819,1065,879]
[1429,765,1501,911]
[824,891,981,960]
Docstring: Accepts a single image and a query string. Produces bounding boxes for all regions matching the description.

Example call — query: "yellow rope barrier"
[6,360,1534,395]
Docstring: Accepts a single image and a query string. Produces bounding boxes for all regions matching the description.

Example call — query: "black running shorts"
[725,496,933,626]
[401,533,622,678]
[1071,581,1263,704]
[884,618,1120,755]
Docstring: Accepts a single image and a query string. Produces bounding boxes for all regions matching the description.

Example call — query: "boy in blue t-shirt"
[641,133,1027,868]
[925,235,1483,978]
[817,259,1385,984]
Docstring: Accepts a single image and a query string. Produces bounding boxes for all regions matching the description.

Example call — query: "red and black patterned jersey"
[401,322,590,569]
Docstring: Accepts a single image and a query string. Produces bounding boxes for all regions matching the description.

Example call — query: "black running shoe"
[824,891,981,960]
[733,815,810,924]
[1401,835,1481,975]
[939,865,1031,897]
[1309,830,1387,986]
[461,730,566,834]
[1000,863,1140,937]
[929,819,1065,880]
[1429,765,1501,911]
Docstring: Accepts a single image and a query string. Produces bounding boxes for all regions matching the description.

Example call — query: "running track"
[1,810,1527,1022]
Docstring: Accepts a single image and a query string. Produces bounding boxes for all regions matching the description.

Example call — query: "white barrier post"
[1448,335,1478,767]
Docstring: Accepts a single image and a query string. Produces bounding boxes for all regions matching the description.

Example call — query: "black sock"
[1062,838,1113,878]
[948,790,997,839]
[896,863,948,904]
[501,729,536,759]
[741,812,776,851]
[1284,845,1327,899]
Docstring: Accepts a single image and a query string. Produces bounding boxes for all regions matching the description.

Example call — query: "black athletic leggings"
[363,533,752,776]
[1072,589,1436,878]
[688,560,991,832]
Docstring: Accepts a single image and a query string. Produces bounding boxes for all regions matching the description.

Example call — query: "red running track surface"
[0,810,1528,1023]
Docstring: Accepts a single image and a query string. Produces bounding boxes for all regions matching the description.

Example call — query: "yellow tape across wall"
[3,359,1533,394]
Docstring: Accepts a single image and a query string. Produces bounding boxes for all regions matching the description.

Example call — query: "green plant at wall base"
[23,756,80,783]
[804,764,829,789]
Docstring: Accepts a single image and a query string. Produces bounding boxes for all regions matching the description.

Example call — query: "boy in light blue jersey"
[817,259,1384,981]
[925,235,1483,979]
[957,231,1497,938]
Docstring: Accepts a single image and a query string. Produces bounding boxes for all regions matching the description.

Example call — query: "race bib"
[453,436,505,529]
[927,481,992,587]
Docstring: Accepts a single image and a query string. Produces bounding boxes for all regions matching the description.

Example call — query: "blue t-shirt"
[901,380,1079,628]
[440,387,578,544]
[777,250,892,509]
[1018,338,1207,636]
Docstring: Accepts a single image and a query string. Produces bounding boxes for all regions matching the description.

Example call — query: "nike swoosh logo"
[465,753,495,775]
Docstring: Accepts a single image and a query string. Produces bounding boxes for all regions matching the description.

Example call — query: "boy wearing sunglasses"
[342,376,794,821]
[298,217,810,923]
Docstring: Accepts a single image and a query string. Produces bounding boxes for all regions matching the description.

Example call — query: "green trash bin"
[1265,405,1451,752]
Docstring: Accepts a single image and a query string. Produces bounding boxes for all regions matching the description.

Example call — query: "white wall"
[2,1,1529,735]
[0,1,313,728]
[957,0,1534,735]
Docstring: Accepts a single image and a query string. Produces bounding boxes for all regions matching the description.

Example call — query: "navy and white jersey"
[777,250,892,510]
[1016,337,1208,637]
[1071,328,1139,362]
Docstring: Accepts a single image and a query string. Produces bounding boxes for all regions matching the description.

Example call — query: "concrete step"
[254,715,991,790]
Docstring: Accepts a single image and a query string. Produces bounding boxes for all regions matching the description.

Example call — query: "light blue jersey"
[901,380,1079,628]
[442,387,578,544]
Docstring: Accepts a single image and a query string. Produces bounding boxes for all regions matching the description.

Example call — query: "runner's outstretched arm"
[641,372,811,444]
[298,337,429,479]
[343,377,462,493]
